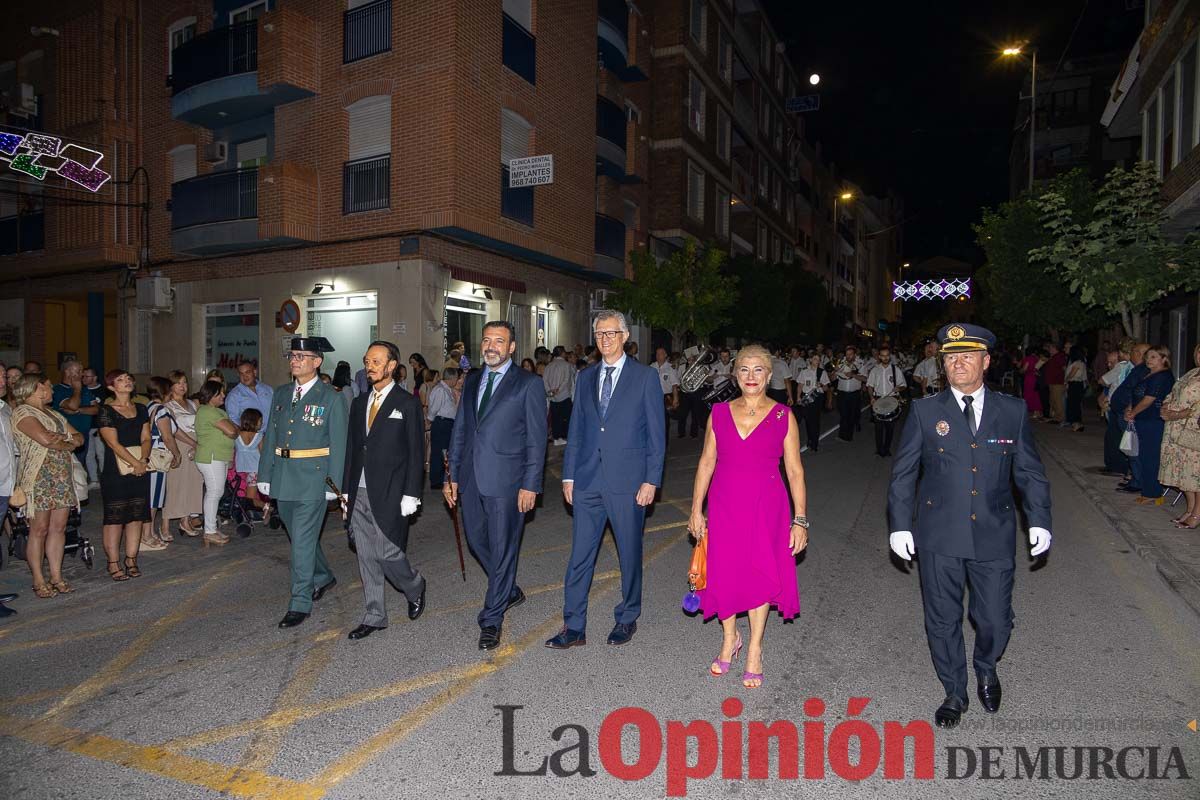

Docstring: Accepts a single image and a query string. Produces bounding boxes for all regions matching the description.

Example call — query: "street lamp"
[1002,43,1038,192]
[809,73,821,86]
[832,190,859,325]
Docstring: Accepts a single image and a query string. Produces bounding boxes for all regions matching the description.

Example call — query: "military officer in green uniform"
[258,336,349,628]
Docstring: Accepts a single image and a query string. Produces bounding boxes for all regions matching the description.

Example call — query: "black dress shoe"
[934,695,968,728]
[545,627,587,649]
[0,605,15,618]
[506,587,525,610]
[607,622,636,646]
[407,583,427,621]
[312,578,337,602]
[0,593,17,604]
[278,611,309,628]
[348,624,383,640]
[479,625,502,650]
[977,672,1002,713]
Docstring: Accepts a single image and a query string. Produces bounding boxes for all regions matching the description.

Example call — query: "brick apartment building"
[1102,0,1200,373]
[0,0,903,383]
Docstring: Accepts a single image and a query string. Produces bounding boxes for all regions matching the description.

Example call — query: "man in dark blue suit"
[446,321,547,650]
[888,323,1052,728]
[546,310,666,649]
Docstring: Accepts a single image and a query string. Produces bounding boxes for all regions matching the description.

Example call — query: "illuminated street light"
[809,73,820,86]
[840,191,853,200]
[1002,46,1022,56]
[1002,42,1037,192]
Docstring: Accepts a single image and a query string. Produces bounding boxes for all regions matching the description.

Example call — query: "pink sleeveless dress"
[697,402,800,621]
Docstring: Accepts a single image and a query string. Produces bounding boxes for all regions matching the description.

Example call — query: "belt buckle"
[280,448,290,459]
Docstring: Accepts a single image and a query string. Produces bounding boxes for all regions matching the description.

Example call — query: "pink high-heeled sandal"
[710,633,743,676]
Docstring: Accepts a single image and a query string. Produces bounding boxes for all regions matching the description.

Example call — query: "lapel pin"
[935,420,950,436]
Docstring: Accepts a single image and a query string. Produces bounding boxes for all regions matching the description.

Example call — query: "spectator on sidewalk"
[1113,344,1151,489]
[81,366,107,487]
[51,359,98,470]
[142,377,180,551]
[332,361,355,414]
[427,367,460,490]
[11,374,81,597]
[193,380,238,546]
[409,354,429,393]
[23,360,42,375]
[205,369,226,391]
[1093,341,1112,386]
[1100,341,1135,475]
[0,364,15,544]
[544,346,575,446]
[1160,344,1200,528]
[1065,346,1088,432]
[1043,341,1067,424]
[234,408,266,513]
[224,362,273,434]
[164,371,204,537]
[1124,346,1175,504]
[4,365,21,406]
[97,370,152,581]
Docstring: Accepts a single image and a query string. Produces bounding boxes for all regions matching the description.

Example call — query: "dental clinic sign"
[0,130,112,192]
[508,154,554,188]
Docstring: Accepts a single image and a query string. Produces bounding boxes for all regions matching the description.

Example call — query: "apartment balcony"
[597,0,647,81]
[733,90,756,139]
[170,11,317,128]
[170,161,317,255]
[595,96,628,181]
[732,161,754,205]
[594,213,626,277]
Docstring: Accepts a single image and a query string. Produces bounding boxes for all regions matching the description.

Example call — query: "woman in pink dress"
[1019,349,1044,418]
[689,344,808,688]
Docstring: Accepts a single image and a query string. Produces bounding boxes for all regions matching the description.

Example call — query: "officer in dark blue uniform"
[887,323,1053,728]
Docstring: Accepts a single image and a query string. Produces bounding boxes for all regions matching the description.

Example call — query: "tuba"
[679,346,717,393]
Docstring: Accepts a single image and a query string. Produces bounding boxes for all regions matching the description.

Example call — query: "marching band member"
[793,353,831,452]
[866,345,906,457]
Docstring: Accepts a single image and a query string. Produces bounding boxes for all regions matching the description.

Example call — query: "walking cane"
[443,451,467,582]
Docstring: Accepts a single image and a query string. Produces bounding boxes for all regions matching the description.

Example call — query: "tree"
[724,255,797,343]
[606,240,738,349]
[1030,161,1200,338]
[974,169,1110,340]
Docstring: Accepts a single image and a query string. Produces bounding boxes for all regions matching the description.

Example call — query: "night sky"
[764,0,1144,264]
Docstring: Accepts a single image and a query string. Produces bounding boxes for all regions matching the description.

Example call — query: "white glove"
[257,482,270,496]
[889,531,915,561]
[401,495,421,516]
[1029,527,1052,556]
[324,491,337,501]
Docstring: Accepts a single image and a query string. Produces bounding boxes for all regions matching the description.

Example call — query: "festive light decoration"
[0,130,112,193]
[893,278,972,302]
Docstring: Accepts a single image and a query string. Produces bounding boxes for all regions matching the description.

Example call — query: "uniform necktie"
[478,371,497,417]
[367,391,381,430]
[599,366,615,417]
[292,383,302,408]
[962,394,978,437]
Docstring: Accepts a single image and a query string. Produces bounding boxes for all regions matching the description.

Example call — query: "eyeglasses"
[285,353,318,362]
[594,330,625,341]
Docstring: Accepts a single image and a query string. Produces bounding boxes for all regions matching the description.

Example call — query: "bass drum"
[873,395,903,422]
[703,380,741,408]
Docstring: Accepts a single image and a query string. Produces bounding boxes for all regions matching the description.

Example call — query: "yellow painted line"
[43,565,236,721]
[311,531,687,791]
[163,663,486,751]
[0,620,145,656]
[0,713,324,800]
[238,628,342,772]
[646,520,688,533]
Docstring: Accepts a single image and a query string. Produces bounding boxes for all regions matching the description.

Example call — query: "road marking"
[0,713,324,800]
[43,565,236,721]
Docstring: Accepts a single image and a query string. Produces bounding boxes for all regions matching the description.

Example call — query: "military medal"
[935,419,950,436]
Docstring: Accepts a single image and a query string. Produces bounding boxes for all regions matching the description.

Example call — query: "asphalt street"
[0,409,1197,799]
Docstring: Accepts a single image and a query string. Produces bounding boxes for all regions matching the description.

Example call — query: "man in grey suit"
[342,341,427,640]
[446,321,547,650]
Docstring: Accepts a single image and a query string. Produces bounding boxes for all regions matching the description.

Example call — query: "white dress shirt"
[543,356,576,403]
[654,359,678,395]
[836,357,865,392]
[597,353,628,402]
[867,363,907,398]
[359,380,396,489]
[913,356,940,394]
[426,380,458,422]
[768,357,792,390]
[794,367,829,398]
[293,375,320,403]
[476,358,513,409]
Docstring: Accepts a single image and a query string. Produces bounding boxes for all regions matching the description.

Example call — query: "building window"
[204,301,261,385]
[502,0,535,84]
[687,161,705,222]
[689,0,706,50]
[230,0,268,24]
[775,54,785,93]
[1182,43,1197,158]
[235,137,268,169]
[772,173,781,211]
[344,94,391,213]
[760,24,771,70]
[1163,73,1176,171]
[501,108,534,226]
[758,158,768,198]
[344,0,392,63]
[688,72,706,138]
[757,222,767,260]
[782,243,794,264]
[305,292,378,371]
[774,117,783,152]
[716,105,730,162]
[167,17,196,76]
[760,98,770,134]
[718,27,732,84]
[1145,96,1159,168]
[785,193,793,225]
[170,144,197,183]
[715,186,730,239]
[625,100,641,123]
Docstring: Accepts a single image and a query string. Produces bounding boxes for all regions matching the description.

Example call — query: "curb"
[1039,436,1200,618]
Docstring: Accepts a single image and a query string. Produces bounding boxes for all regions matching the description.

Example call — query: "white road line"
[799,404,872,453]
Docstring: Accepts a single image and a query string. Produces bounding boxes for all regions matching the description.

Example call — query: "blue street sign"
[785,94,820,113]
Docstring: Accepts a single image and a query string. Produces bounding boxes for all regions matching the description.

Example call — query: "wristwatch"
[791,515,810,529]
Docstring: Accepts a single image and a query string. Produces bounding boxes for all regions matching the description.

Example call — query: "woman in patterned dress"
[164,371,204,536]
[11,374,81,597]
[1160,344,1200,528]
[143,376,183,549]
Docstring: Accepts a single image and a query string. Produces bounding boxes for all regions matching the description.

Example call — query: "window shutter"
[503,0,532,33]
[500,109,531,165]
[347,95,392,160]
[171,145,196,183]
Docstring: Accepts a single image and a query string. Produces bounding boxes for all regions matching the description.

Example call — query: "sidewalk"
[1035,411,1200,617]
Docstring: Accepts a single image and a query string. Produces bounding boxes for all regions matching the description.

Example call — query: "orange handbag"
[687,536,708,591]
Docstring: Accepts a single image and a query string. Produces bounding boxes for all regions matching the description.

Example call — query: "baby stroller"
[5,504,94,568]
[219,468,261,539]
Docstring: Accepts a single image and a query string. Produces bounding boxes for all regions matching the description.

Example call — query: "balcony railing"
[170,21,258,95]
[502,14,536,85]
[343,155,390,214]
[501,165,534,226]
[598,0,629,42]
[0,211,44,254]
[596,97,627,150]
[344,0,391,63]
[171,169,258,229]
[594,213,625,260]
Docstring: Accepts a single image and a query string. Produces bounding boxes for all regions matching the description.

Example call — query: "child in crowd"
[233,408,265,510]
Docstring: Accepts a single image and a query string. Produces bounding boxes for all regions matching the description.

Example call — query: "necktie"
[963,394,978,437]
[292,384,302,408]
[367,391,381,431]
[478,371,497,417]
[599,366,615,418]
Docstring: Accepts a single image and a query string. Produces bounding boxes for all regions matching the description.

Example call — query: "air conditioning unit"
[203,141,228,163]
[136,276,172,311]
[590,289,611,313]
